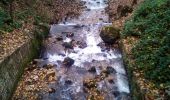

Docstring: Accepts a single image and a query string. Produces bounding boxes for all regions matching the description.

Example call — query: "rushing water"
[40,0,130,99]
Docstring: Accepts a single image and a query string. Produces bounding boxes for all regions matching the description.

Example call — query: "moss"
[102,26,120,37]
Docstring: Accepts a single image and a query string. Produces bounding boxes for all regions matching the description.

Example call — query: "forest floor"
[0,0,84,62]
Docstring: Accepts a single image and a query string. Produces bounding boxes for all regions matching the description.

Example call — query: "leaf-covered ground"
[0,0,84,62]
[0,20,33,62]
[12,63,57,100]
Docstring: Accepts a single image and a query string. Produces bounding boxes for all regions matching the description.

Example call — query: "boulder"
[65,80,73,85]
[66,32,74,37]
[58,53,66,57]
[106,66,116,74]
[88,66,96,73]
[73,24,84,29]
[112,91,120,97]
[62,42,73,49]
[100,26,120,44]
[80,1,86,6]
[56,36,63,41]
[63,57,74,67]
[77,41,87,49]
[108,79,115,84]
[86,8,91,11]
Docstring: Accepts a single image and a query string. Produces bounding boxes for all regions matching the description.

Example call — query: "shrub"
[122,0,170,88]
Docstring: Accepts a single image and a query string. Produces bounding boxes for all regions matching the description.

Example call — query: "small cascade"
[41,0,130,99]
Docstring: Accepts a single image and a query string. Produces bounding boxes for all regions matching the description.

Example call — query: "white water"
[44,0,130,99]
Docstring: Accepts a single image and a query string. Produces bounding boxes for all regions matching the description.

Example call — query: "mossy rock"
[100,26,120,44]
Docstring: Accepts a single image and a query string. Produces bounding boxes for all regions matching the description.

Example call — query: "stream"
[39,0,130,99]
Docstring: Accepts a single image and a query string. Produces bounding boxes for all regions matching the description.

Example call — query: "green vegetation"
[0,7,22,32]
[122,0,170,89]
[0,0,53,33]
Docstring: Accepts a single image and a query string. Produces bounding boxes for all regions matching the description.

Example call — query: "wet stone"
[88,66,96,73]
[100,71,109,79]
[71,40,77,47]
[48,88,56,94]
[77,41,87,49]
[112,91,120,97]
[103,54,107,57]
[72,92,86,100]
[56,36,63,41]
[101,49,105,52]
[104,0,107,3]
[57,60,62,65]
[58,53,66,57]
[86,8,91,11]
[108,79,115,84]
[61,32,69,35]
[62,42,73,49]
[99,18,103,21]
[80,1,86,6]
[43,57,48,60]
[65,80,73,85]
[66,32,74,37]
[117,92,131,100]
[106,66,116,74]
[97,42,104,47]
[100,26,120,45]
[74,24,85,28]
[63,57,75,67]
[97,42,108,52]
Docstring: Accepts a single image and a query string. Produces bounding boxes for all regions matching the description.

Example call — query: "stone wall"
[0,38,41,100]
[119,39,145,100]
[0,38,42,100]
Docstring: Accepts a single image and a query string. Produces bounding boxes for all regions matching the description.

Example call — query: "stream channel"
[39,0,130,99]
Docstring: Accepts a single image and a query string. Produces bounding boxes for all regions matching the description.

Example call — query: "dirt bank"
[105,0,144,30]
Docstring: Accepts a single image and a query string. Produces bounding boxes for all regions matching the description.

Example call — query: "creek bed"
[13,0,130,100]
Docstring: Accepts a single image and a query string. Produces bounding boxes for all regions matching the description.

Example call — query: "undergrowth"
[122,0,170,90]
[0,0,53,33]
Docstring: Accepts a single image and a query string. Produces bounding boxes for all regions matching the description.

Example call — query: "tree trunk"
[9,0,14,21]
